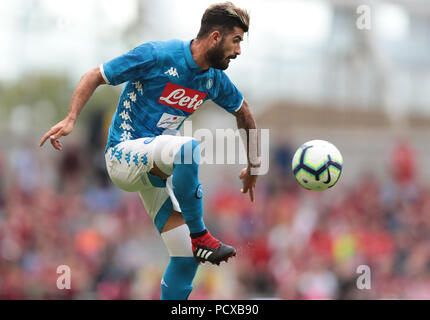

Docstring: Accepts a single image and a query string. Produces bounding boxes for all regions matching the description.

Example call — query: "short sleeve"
[100,42,157,86]
[212,72,244,114]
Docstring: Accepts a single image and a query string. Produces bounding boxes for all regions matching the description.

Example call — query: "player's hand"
[39,117,75,151]
[239,167,258,203]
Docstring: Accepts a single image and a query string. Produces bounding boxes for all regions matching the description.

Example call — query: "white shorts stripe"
[166,176,181,213]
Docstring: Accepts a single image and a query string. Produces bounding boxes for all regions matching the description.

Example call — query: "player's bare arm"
[235,99,259,202]
[39,67,106,150]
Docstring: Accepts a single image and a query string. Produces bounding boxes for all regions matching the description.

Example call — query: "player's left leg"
[137,186,199,300]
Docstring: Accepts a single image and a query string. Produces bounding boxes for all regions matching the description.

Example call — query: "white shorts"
[105,135,195,232]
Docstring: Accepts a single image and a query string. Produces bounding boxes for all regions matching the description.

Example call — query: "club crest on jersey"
[158,82,207,113]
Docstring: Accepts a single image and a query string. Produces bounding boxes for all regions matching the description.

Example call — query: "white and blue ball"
[292,140,343,191]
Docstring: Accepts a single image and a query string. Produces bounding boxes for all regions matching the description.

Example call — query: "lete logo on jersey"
[158,82,207,113]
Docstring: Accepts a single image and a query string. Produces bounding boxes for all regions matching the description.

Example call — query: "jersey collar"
[184,39,207,73]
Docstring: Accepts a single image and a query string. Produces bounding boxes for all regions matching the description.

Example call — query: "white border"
[99,64,110,85]
[234,97,244,113]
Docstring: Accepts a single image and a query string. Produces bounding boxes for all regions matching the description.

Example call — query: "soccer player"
[40,2,259,300]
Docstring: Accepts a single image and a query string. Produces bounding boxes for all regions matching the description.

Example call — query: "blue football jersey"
[100,39,244,152]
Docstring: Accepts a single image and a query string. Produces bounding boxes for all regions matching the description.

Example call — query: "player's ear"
[209,30,222,46]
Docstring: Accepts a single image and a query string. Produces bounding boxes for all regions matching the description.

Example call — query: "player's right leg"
[152,135,236,265]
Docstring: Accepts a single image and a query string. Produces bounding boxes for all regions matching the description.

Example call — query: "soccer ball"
[292,140,343,191]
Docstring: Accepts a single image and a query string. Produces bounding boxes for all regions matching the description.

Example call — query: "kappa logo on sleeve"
[164,67,179,78]
[158,82,207,113]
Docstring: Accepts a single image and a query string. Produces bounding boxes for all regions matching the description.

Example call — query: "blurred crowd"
[0,133,429,300]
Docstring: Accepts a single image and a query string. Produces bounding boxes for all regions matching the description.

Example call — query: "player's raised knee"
[174,139,201,167]
[189,138,201,164]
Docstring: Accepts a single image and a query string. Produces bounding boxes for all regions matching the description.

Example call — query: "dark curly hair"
[197,2,250,39]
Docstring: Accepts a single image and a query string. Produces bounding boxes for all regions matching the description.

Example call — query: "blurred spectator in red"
[390,140,416,186]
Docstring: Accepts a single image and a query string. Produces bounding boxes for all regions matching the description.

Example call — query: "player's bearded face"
[206,37,236,70]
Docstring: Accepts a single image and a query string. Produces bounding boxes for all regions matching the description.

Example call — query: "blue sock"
[160,257,199,300]
[172,139,205,234]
